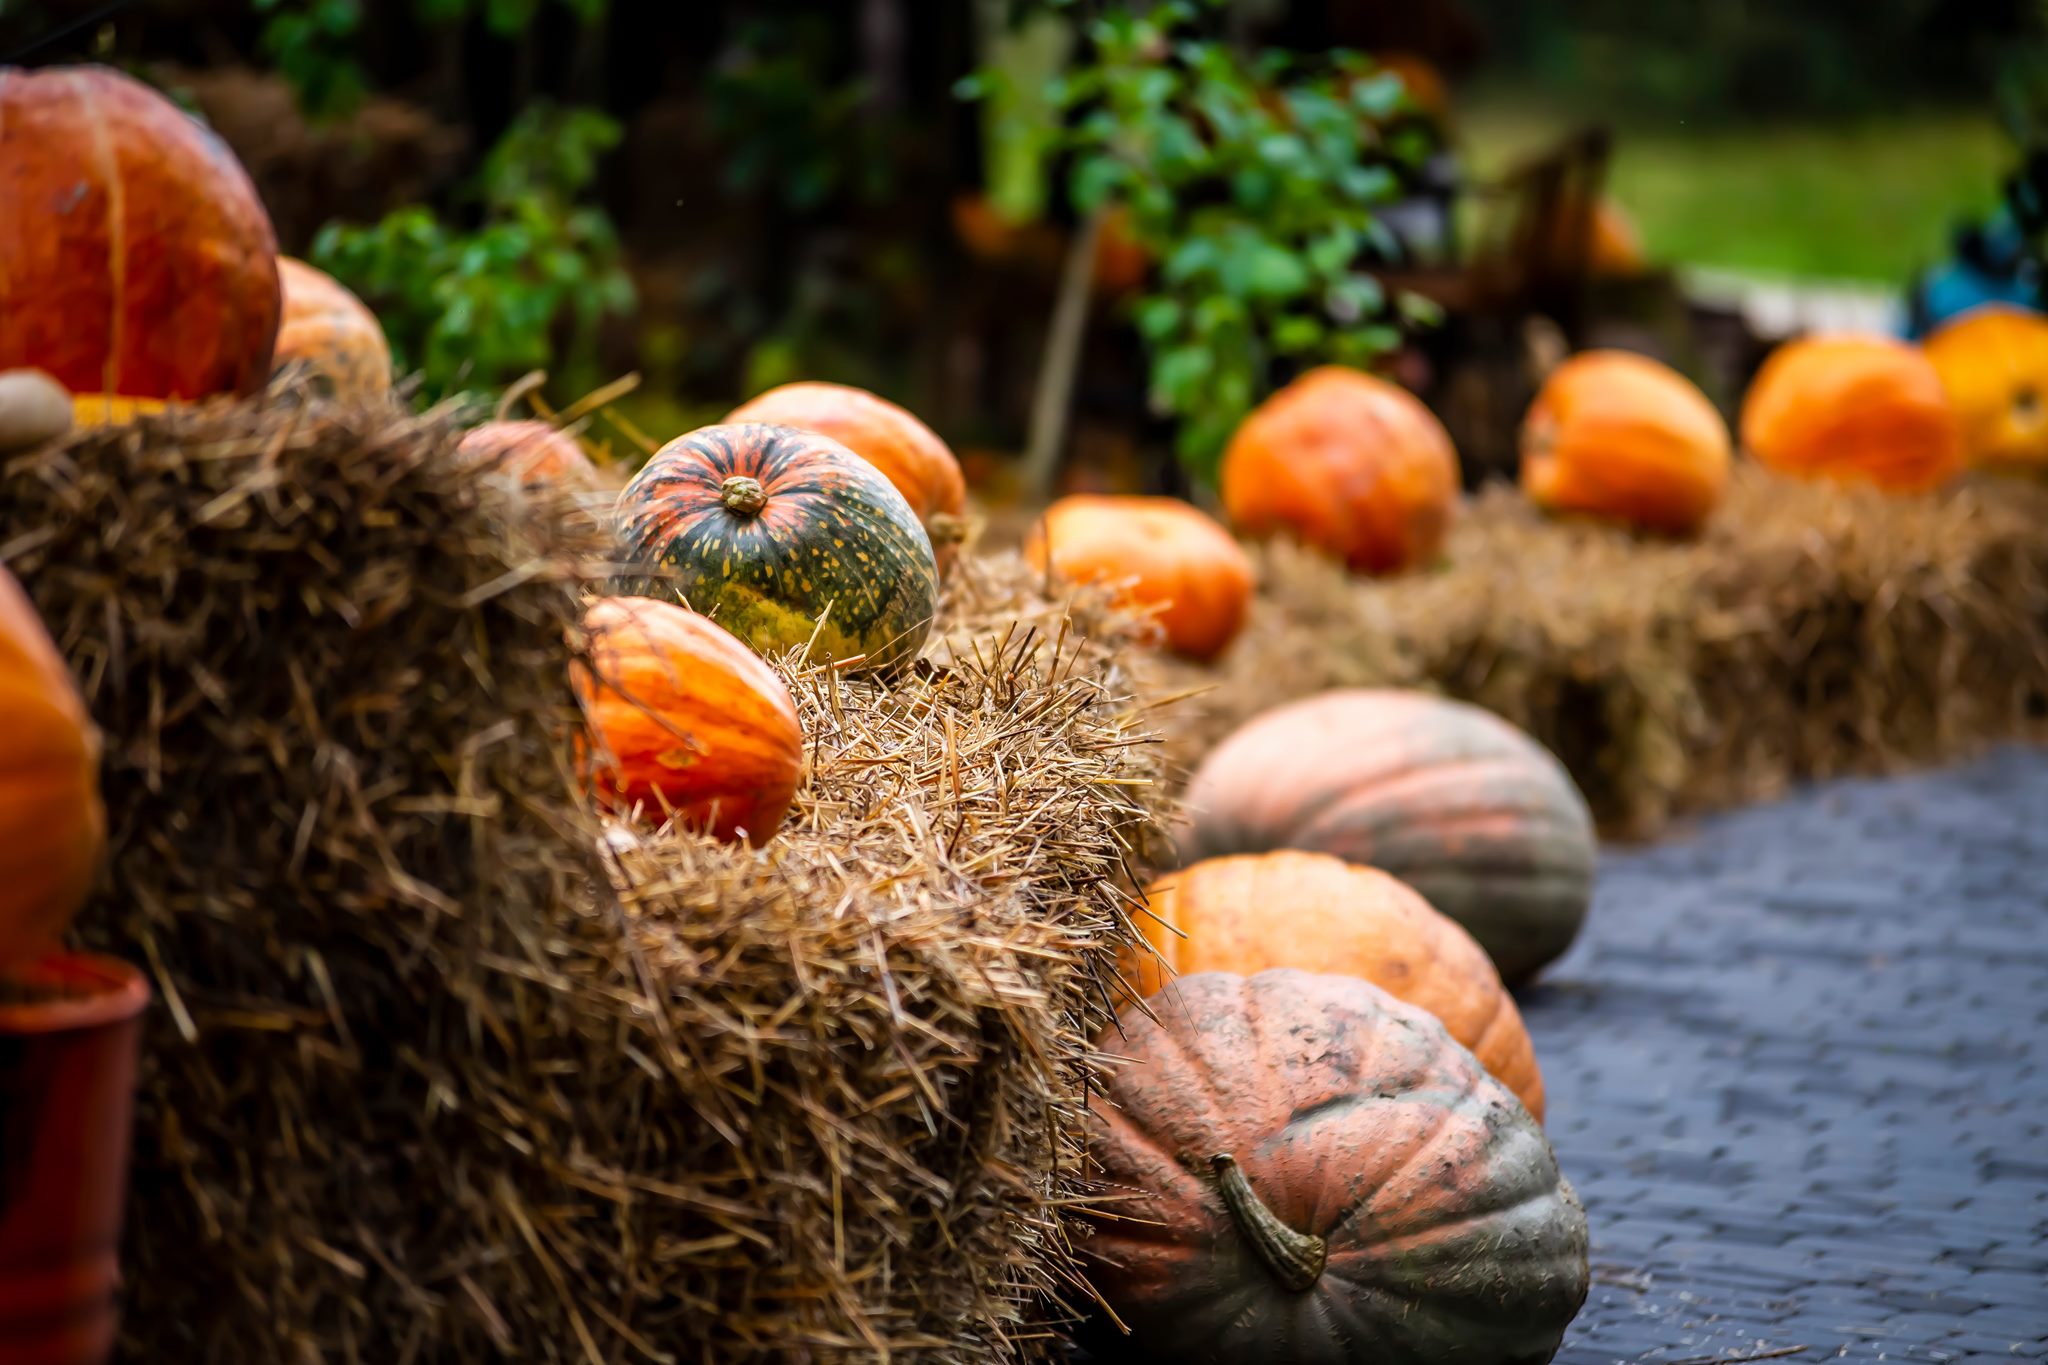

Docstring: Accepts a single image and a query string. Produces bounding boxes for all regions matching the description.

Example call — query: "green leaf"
[1071,154,1127,212]
[1153,345,1213,407]
[1397,291,1445,328]
[1272,315,1324,353]
[1235,240,1309,301]
[1134,296,1183,341]
[1350,72,1406,119]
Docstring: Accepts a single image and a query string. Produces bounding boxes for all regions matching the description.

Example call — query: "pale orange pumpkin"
[1924,305,2048,471]
[1521,349,1731,532]
[457,420,598,488]
[572,596,804,846]
[0,565,105,970]
[274,257,392,403]
[1024,495,1253,661]
[1740,334,1964,493]
[1125,850,1545,1119]
[725,381,967,572]
[1221,366,1460,574]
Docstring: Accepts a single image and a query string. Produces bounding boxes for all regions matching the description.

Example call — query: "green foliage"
[313,104,635,403]
[988,0,1435,483]
[706,17,899,212]
[253,0,368,121]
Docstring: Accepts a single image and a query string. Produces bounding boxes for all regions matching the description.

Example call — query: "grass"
[1458,91,2010,284]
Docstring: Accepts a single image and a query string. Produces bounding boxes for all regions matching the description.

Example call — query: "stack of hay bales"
[1153,466,2048,836]
[0,394,1163,1360]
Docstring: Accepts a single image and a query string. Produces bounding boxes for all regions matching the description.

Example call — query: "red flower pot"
[0,955,148,1365]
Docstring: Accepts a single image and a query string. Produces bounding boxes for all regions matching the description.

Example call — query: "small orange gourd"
[1221,366,1460,574]
[1024,495,1252,662]
[458,420,599,488]
[573,597,804,846]
[1522,349,1731,532]
[274,257,392,403]
[1923,305,2048,471]
[1740,333,1963,493]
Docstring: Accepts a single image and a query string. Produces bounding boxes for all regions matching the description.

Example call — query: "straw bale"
[1,397,1164,1361]
[1152,466,2048,836]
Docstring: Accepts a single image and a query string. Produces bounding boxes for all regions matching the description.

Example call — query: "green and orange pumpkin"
[1080,969,1589,1364]
[613,423,939,673]
[1178,690,1595,985]
[573,596,804,845]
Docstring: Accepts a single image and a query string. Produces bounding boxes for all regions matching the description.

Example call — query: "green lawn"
[1458,93,2009,285]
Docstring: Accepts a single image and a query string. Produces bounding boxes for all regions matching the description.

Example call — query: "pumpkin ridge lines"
[72,71,125,398]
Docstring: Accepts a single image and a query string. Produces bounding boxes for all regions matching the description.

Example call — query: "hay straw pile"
[1152,466,2048,836]
[1,397,1163,1361]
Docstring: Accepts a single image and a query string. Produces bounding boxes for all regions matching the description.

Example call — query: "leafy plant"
[312,103,635,403]
[253,0,368,120]
[968,0,1441,482]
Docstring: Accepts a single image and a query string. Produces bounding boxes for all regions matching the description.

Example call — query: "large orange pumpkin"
[1740,333,1963,493]
[274,257,391,403]
[725,381,968,573]
[1179,691,1594,986]
[1024,495,1252,662]
[457,420,599,488]
[0,566,105,970]
[1924,305,2048,471]
[0,65,280,401]
[1221,366,1460,574]
[1126,850,1545,1119]
[1521,348,1731,533]
[572,596,804,846]
[1080,970,1589,1364]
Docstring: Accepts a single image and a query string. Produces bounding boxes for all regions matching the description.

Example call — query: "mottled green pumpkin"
[613,423,939,672]
[1082,969,1589,1364]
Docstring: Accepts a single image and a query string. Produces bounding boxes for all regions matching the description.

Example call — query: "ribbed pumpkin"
[458,420,599,488]
[1127,851,1545,1119]
[0,65,280,401]
[1024,495,1253,662]
[1178,691,1595,986]
[1521,349,1731,533]
[573,596,804,846]
[1740,333,1964,493]
[274,257,391,403]
[1924,304,2048,471]
[0,565,105,970]
[1221,366,1460,574]
[1080,970,1589,1365]
[725,381,968,573]
[614,423,939,673]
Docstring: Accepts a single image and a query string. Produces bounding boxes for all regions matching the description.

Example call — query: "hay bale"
[1155,466,2048,836]
[1,400,1163,1360]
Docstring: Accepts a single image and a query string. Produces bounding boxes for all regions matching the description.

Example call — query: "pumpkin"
[1739,333,1963,493]
[1023,496,1253,662]
[0,566,105,971]
[1221,366,1460,574]
[1924,304,2048,471]
[1177,691,1595,986]
[1080,969,1589,1364]
[725,381,968,573]
[613,423,939,673]
[274,257,392,403]
[1583,198,1645,277]
[458,420,599,488]
[0,65,280,401]
[1520,349,1731,533]
[1127,851,1545,1119]
[572,596,804,846]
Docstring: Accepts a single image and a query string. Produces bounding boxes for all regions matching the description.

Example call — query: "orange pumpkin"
[1080,970,1589,1365]
[572,596,804,846]
[1221,366,1460,574]
[1024,495,1252,662]
[1740,333,1964,493]
[274,257,391,403]
[1924,305,2048,471]
[0,65,280,401]
[1125,850,1545,1119]
[457,420,599,488]
[725,381,968,572]
[1521,349,1731,532]
[0,566,105,970]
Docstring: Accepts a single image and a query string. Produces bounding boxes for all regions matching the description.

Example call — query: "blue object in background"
[1904,210,2044,338]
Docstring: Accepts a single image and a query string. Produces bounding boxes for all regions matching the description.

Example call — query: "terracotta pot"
[0,955,149,1365]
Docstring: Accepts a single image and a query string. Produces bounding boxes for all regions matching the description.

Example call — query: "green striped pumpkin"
[613,423,938,673]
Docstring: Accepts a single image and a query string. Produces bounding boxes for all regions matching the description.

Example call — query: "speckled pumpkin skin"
[1081,970,1588,1365]
[1178,690,1596,985]
[614,423,939,673]
[1127,851,1546,1119]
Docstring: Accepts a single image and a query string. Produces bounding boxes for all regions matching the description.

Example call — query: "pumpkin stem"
[721,475,769,517]
[1211,1153,1326,1292]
